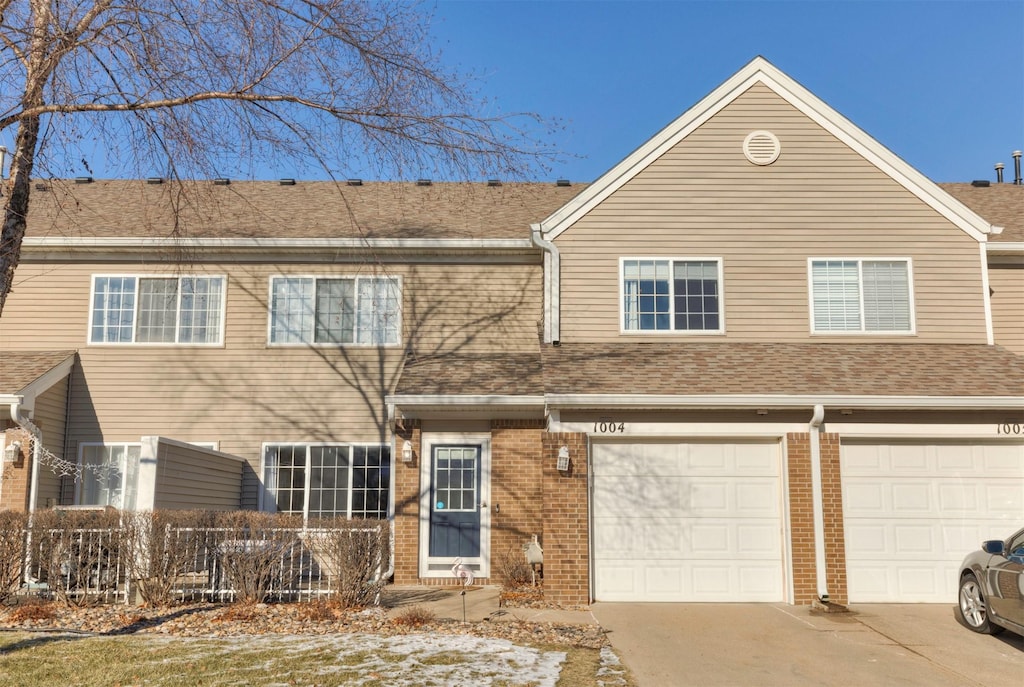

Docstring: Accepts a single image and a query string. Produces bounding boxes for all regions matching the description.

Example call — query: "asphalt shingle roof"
[395,353,544,396]
[25,180,584,241]
[0,351,76,393]
[939,183,1024,243]
[540,342,1024,398]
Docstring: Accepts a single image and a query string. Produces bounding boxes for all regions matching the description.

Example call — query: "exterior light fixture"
[3,440,21,463]
[557,446,570,472]
[402,440,414,463]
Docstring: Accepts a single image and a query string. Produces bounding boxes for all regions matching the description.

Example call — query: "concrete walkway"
[380,588,1023,686]
[590,602,1023,687]
[381,585,598,625]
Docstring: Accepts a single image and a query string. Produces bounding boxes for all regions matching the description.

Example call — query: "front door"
[428,445,482,558]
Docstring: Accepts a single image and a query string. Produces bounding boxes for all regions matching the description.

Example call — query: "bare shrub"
[0,511,28,604]
[30,508,123,607]
[212,511,304,604]
[307,518,390,608]
[497,547,535,590]
[392,605,436,628]
[120,510,217,607]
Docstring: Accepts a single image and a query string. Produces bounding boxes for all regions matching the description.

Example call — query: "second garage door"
[592,440,785,602]
[842,440,1024,603]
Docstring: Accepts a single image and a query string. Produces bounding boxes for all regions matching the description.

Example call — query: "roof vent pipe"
[1013,150,1022,185]
[995,162,1004,183]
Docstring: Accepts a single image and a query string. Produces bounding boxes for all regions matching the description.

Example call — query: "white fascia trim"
[986,242,1024,255]
[539,57,994,243]
[386,394,546,407]
[10,355,75,416]
[546,394,1024,410]
[980,243,995,345]
[23,237,535,251]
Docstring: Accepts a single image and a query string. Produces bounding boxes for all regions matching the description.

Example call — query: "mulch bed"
[0,598,608,649]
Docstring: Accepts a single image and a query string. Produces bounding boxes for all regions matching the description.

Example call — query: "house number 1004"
[997,423,1022,435]
[594,421,625,433]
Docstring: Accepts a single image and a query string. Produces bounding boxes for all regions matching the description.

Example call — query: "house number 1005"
[594,421,625,433]
[997,423,1022,435]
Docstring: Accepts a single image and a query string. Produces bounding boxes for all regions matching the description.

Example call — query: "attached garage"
[842,440,1024,603]
[591,439,785,602]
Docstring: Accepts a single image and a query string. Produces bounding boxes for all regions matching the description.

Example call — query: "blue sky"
[430,0,1024,183]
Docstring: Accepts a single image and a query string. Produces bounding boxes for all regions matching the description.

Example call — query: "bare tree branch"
[0,0,561,313]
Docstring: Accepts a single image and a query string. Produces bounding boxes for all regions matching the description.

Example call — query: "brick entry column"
[392,421,421,584]
[786,431,848,606]
[0,429,32,512]
[541,432,589,605]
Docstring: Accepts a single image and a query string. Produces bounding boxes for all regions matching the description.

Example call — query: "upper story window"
[269,276,401,345]
[809,258,913,333]
[621,258,724,333]
[90,275,225,345]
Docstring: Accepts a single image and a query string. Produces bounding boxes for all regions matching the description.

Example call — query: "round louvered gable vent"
[743,130,781,165]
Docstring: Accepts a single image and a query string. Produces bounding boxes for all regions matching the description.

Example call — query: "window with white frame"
[262,444,390,519]
[90,275,225,344]
[622,258,723,332]
[809,259,913,333]
[78,443,141,509]
[269,276,400,345]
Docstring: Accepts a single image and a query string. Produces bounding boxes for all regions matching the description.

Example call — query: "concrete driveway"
[590,603,1022,686]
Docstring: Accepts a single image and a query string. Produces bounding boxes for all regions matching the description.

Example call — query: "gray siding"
[153,440,243,511]
[990,263,1024,355]
[33,376,69,507]
[1,259,540,508]
[555,83,990,344]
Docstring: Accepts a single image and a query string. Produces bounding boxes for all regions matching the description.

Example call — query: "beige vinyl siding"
[33,376,69,507]
[556,83,989,343]
[989,263,1024,355]
[153,441,243,510]
[2,258,538,507]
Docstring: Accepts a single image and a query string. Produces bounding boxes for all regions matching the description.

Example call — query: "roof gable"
[538,56,998,243]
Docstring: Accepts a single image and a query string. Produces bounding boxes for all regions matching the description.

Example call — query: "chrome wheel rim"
[959,578,986,628]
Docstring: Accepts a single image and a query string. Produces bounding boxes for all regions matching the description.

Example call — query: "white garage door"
[592,440,784,602]
[842,440,1024,603]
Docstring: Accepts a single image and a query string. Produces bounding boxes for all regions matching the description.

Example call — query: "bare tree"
[0,0,557,313]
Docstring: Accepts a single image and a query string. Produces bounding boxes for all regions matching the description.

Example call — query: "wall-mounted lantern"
[3,440,21,463]
[402,440,414,463]
[557,445,570,472]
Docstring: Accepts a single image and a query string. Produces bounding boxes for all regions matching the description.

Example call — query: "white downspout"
[530,223,560,344]
[10,398,43,585]
[809,404,828,601]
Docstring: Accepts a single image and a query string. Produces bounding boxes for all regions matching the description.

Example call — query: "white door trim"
[418,432,492,579]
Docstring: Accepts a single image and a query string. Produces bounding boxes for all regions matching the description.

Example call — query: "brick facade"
[786,431,848,606]
[541,432,589,605]
[0,429,32,512]
[489,420,545,585]
[392,421,421,584]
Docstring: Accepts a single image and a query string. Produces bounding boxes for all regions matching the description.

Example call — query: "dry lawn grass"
[0,631,619,686]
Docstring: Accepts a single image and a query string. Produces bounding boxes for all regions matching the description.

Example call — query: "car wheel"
[957,572,1003,635]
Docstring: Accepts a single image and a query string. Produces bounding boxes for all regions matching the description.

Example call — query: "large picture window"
[269,276,400,345]
[809,259,913,333]
[90,275,225,344]
[262,444,390,519]
[621,258,723,333]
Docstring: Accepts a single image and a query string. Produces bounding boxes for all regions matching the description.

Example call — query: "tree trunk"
[0,115,41,316]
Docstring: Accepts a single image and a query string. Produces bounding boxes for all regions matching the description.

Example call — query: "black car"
[957,527,1024,636]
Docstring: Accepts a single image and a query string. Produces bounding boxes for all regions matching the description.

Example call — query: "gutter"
[808,404,828,602]
[544,393,1024,410]
[530,223,560,344]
